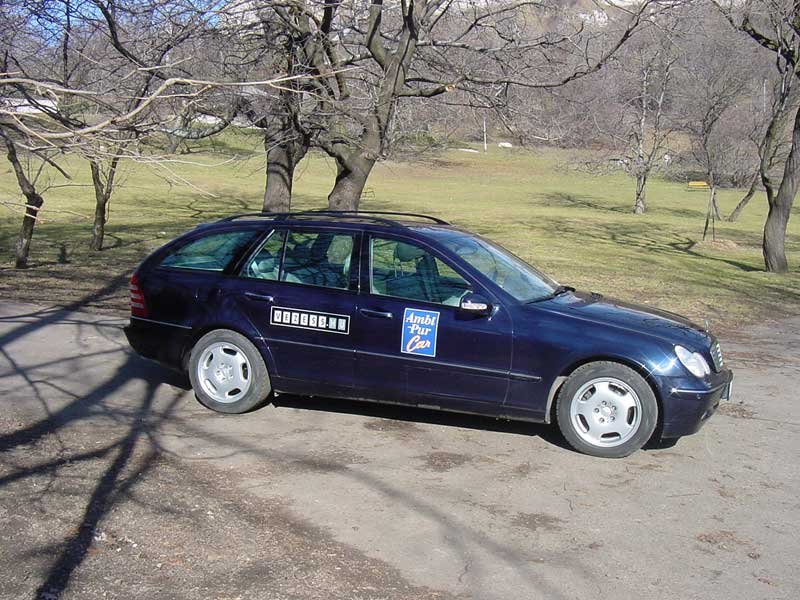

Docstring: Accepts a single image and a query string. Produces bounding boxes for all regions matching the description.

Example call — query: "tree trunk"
[165,134,182,155]
[14,197,43,269]
[763,201,792,272]
[727,174,759,222]
[712,194,722,221]
[263,132,308,213]
[762,106,800,273]
[90,196,109,251]
[633,172,647,214]
[88,158,119,251]
[2,131,45,268]
[327,154,375,211]
[703,185,718,242]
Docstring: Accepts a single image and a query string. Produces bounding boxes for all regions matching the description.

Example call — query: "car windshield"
[425,229,558,302]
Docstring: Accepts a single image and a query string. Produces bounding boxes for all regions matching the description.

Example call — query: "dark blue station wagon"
[125,211,733,458]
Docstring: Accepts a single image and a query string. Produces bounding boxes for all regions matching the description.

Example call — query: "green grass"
[1,129,799,328]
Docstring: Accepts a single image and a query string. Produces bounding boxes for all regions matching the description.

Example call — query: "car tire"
[188,329,271,414]
[556,361,658,458]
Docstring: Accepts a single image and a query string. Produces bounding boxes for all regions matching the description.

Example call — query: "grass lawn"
[1,129,799,329]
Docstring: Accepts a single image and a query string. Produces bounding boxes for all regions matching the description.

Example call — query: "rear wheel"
[556,361,657,458]
[188,329,271,414]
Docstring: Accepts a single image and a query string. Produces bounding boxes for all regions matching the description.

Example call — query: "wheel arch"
[543,354,663,425]
[180,323,275,375]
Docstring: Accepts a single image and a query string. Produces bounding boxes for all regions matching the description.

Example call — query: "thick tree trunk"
[263,133,308,213]
[327,154,375,211]
[762,106,800,273]
[727,174,759,222]
[763,201,792,272]
[633,172,647,214]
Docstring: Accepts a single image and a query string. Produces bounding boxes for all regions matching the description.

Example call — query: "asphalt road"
[1,301,798,600]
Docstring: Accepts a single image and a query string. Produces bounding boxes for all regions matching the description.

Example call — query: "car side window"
[370,237,471,306]
[160,230,255,272]
[243,230,286,280]
[279,230,354,290]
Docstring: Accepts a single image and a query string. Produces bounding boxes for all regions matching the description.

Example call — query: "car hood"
[531,291,712,349]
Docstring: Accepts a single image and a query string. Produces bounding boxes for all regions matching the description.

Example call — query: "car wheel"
[556,361,657,458]
[188,329,271,414]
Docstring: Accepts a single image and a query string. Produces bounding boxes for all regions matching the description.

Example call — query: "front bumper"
[656,369,734,438]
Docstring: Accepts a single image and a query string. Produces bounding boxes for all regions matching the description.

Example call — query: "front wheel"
[556,362,658,458]
[188,329,271,414]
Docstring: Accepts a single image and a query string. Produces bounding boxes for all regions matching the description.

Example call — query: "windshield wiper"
[552,284,575,297]
[527,285,575,303]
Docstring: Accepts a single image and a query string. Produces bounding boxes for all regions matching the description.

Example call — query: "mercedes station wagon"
[124,210,733,458]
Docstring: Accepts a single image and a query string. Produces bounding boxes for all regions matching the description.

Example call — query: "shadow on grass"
[539,192,708,219]
[539,192,629,214]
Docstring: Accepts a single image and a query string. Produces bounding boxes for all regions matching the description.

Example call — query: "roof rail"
[217,209,450,226]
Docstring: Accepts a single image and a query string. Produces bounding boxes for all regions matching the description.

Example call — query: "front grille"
[710,340,724,372]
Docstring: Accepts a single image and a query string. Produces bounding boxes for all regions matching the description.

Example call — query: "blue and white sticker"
[401,308,440,357]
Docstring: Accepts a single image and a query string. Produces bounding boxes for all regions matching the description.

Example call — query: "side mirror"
[459,293,493,316]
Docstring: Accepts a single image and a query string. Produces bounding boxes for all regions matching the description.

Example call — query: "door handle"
[359,308,393,319]
[243,291,275,304]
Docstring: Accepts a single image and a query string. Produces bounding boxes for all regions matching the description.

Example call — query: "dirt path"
[0,301,798,599]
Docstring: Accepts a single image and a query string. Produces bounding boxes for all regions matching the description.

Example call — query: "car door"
[228,226,360,396]
[353,232,513,411]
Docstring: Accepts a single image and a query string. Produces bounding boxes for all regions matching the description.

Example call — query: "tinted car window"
[243,230,286,280]
[280,230,354,290]
[160,230,255,272]
[370,237,470,306]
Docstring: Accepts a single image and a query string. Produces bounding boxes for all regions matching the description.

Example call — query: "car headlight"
[675,345,711,378]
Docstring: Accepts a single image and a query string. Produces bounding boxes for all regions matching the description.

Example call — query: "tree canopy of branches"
[217,0,667,211]
[0,0,295,266]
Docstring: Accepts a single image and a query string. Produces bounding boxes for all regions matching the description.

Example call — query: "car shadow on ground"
[271,392,572,449]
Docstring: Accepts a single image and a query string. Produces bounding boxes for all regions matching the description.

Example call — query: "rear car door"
[229,226,360,396]
[353,232,513,411]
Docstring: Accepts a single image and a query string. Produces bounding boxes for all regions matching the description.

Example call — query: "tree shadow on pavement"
[0,295,585,600]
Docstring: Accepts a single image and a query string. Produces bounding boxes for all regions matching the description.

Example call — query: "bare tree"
[593,18,679,214]
[676,7,755,239]
[225,1,664,211]
[1,0,298,267]
[715,0,800,272]
[321,0,665,210]
[728,66,796,222]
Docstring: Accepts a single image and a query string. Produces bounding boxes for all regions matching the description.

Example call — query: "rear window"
[160,230,256,272]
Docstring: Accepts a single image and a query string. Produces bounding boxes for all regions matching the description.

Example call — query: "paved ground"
[0,301,798,600]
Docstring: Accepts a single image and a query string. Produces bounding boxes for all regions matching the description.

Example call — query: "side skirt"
[271,385,547,425]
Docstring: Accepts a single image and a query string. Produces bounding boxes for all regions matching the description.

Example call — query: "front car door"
[227,225,360,397]
[353,232,513,412]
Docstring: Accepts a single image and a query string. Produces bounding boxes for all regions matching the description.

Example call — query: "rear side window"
[160,230,255,272]
[280,230,354,290]
[370,237,470,306]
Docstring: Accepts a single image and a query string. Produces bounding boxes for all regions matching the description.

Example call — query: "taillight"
[130,274,148,317]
